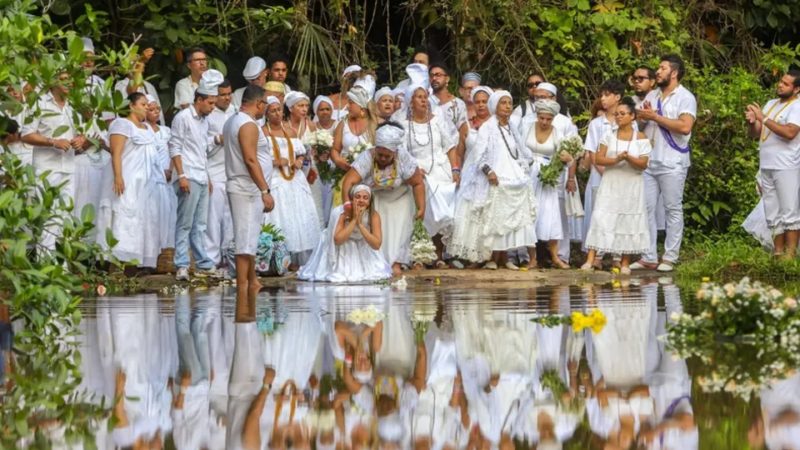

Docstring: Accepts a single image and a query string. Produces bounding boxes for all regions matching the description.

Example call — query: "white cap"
[342,64,362,78]
[81,37,95,54]
[196,69,224,96]
[242,56,267,80]
[285,91,310,109]
[538,82,558,96]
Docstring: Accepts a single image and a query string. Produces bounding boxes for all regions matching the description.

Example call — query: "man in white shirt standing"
[631,66,656,109]
[429,63,468,160]
[633,54,697,272]
[21,71,93,251]
[174,47,208,110]
[745,70,800,258]
[231,56,267,111]
[205,78,236,268]
[170,69,223,280]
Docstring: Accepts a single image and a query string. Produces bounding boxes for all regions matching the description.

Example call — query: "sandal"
[434,260,448,269]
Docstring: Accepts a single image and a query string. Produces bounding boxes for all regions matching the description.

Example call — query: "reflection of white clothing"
[263,309,323,389]
[376,304,416,377]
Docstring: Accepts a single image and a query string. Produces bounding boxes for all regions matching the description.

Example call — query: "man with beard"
[631,66,656,109]
[430,63,468,161]
[633,54,697,272]
[745,70,800,258]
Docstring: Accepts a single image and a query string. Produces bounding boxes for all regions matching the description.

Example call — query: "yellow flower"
[434,277,441,285]
[702,277,710,282]
[611,267,620,275]
[612,280,621,289]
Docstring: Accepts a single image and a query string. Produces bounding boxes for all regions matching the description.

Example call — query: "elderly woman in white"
[467,90,537,269]
[400,82,460,268]
[518,99,574,269]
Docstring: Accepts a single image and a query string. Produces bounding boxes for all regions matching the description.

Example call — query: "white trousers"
[643,168,688,264]
[205,182,233,265]
[39,171,75,252]
[761,168,800,232]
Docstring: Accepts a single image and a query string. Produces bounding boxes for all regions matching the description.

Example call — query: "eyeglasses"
[631,76,651,82]
[613,111,631,117]
[527,81,542,88]
[430,72,447,78]
[533,94,554,100]
[190,58,208,64]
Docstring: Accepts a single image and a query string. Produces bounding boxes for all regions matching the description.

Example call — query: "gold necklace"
[761,96,798,142]
[268,123,296,181]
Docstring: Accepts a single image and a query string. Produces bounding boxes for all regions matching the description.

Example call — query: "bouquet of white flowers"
[410,220,436,265]
[303,129,334,152]
[538,135,585,187]
[346,142,370,164]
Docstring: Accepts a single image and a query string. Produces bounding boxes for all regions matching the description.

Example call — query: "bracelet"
[262,383,272,391]
[178,174,187,180]
[451,168,461,173]
[261,188,271,195]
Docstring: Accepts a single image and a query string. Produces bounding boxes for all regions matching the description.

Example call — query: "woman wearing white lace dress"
[262,97,320,270]
[298,184,391,282]
[582,98,651,274]
[330,86,378,206]
[519,99,574,269]
[400,84,459,266]
[145,95,176,251]
[468,90,537,269]
[312,95,339,226]
[449,86,493,264]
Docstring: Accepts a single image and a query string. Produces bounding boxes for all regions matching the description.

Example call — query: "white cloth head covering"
[196,69,224,96]
[346,86,371,109]
[352,368,373,383]
[81,37,95,54]
[285,91,310,109]
[471,86,494,102]
[538,82,558,96]
[375,123,405,151]
[461,72,481,84]
[406,63,429,85]
[534,99,560,116]
[377,413,404,443]
[145,94,158,104]
[313,95,333,115]
[266,96,281,106]
[537,442,563,450]
[342,64,362,78]
[242,56,267,80]
[488,90,512,115]
[374,86,393,102]
[351,184,372,197]
[353,74,376,99]
[405,83,429,108]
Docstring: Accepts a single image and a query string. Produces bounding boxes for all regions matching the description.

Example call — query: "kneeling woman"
[299,185,391,282]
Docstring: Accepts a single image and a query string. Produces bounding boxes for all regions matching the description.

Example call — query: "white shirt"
[584,115,615,154]
[173,76,198,110]
[20,91,79,174]
[512,99,536,119]
[434,96,468,131]
[169,105,212,184]
[115,78,165,124]
[643,85,696,171]
[758,98,800,170]
[518,113,578,143]
[224,112,272,196]
[206,104,236,182]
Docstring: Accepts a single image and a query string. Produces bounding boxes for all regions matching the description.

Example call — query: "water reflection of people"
[748,372,800,449]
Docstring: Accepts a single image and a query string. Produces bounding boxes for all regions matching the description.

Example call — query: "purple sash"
[656,98,691,153]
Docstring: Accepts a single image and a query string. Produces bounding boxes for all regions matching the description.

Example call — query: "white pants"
[205,182,233,265]
[643,168,688,264]
[558,195,571,262]
[39,171,75,252]
[761,168,800,232]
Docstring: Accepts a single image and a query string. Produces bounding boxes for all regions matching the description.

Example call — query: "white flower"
[391,276,408,290]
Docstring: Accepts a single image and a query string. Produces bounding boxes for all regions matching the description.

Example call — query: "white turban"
[284,91,310,109]
[405,63,429,85]
[145,94,158,104]
[534,99,560,116]
[461,71,481,84]
[471,86,494,102]
[352,367,373,383]
[81,37,95,54]
[242,56,267,80]
[342,64,362,78]
[404,84,429,109]
[312,95,333,115]
[266,96,281,106]
[373,86,393,102]
[538,82,558,96]
[537,441,563,450]
[488,90,512,115]
[346,86,371,109]
[196,69,224,96]
[375,123,405,151]
[353,74,376,99]
[377,413,405,443]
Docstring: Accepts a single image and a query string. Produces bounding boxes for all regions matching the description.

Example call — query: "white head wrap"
[313,95,333,115]
[352,74,376,99]
[537,441,563,450]
[342,64,362,78]
[461,71,481,84]
[373,86,393,102]
[375,123,405,151]
[537,82,558,96]
[266,96,281,106]
[406,63,429,85]
[352,368,373,383]
[145,94,158,104]
[404,83,429,110]
[196,69,224,96]
[81,37,95,54]
[346,86,371,110]
[488,90,512,115]
[471,86,494,102]
[284,91,310,109]
[377,413,405,443]
[315,439,335,450]
[534,99,560,116]
[242,56,267,80]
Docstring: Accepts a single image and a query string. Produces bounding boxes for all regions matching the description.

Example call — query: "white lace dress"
[297,205,392,283]
[449,125,489,261]
[522,125,564,242]
[264,135,321,257]
[584,131,651,254]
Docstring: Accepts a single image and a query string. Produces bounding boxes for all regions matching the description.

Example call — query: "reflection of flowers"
[346,305,384,327]
[531,308,607,334]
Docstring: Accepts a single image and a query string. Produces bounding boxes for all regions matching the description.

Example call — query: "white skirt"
[481,184,537,251]
[585,167,649,254]
[297,206,392,283]
[228,192,263,256]
[265,172,320,254]
[156,182,177,249]
[423,177,456,238]
[582,167,602,251]
[530,157,564,241]
[448,193,489,262]
[374,185,415,265]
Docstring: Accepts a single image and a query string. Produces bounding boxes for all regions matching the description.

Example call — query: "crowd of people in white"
[6,38,800,284]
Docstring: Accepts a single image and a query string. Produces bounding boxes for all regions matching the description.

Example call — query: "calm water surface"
[38,280,799,449]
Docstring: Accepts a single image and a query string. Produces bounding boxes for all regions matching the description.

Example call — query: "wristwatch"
[261,188,271,195]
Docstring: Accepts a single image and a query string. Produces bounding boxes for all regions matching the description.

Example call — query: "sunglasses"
[631,76,651,82]
[527,81,542,88]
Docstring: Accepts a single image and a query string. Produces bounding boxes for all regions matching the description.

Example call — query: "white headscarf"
[284,91,310,109]
[374,123,405,151]
[346,86,371,109]
[350,184,372,197]
[145,94,158,104]
[353,74,376,99]
[313,95,333,115]
[471,86,494,102]
[534,99,560,116]
[488,90,512,115]
[373,86,393,103]
[342,64,362,78]
[377,413,405,443]
[266,96,281,106]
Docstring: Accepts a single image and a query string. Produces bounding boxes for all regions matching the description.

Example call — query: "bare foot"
[527,261,538,270]
[552,258,570,269]
[392,263,403,277]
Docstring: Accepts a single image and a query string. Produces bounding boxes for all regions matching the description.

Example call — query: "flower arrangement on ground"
[410,220,436,266]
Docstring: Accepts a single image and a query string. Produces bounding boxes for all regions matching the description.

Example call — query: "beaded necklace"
[267,122,296,181]
[498,122,518,159]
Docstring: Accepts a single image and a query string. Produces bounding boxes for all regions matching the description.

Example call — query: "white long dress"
[298,205,392,282]
[152,125,176,250]
[585,131,651,254]
[401,114,458,237]
[97,119,159,267]
[449,125,490,261]
[522,125,564,241]
[582,115,615,251]
[351,148,419,265]
[470,116,537,255]
[264,135,321,258]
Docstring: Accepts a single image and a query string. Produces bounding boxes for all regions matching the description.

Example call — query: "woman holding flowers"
[262,96,320,270]
[582,97,651,274]
[518,99,575,269]
[298,184,391,282]
[330,86,377,205]
[311,95,339,226]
